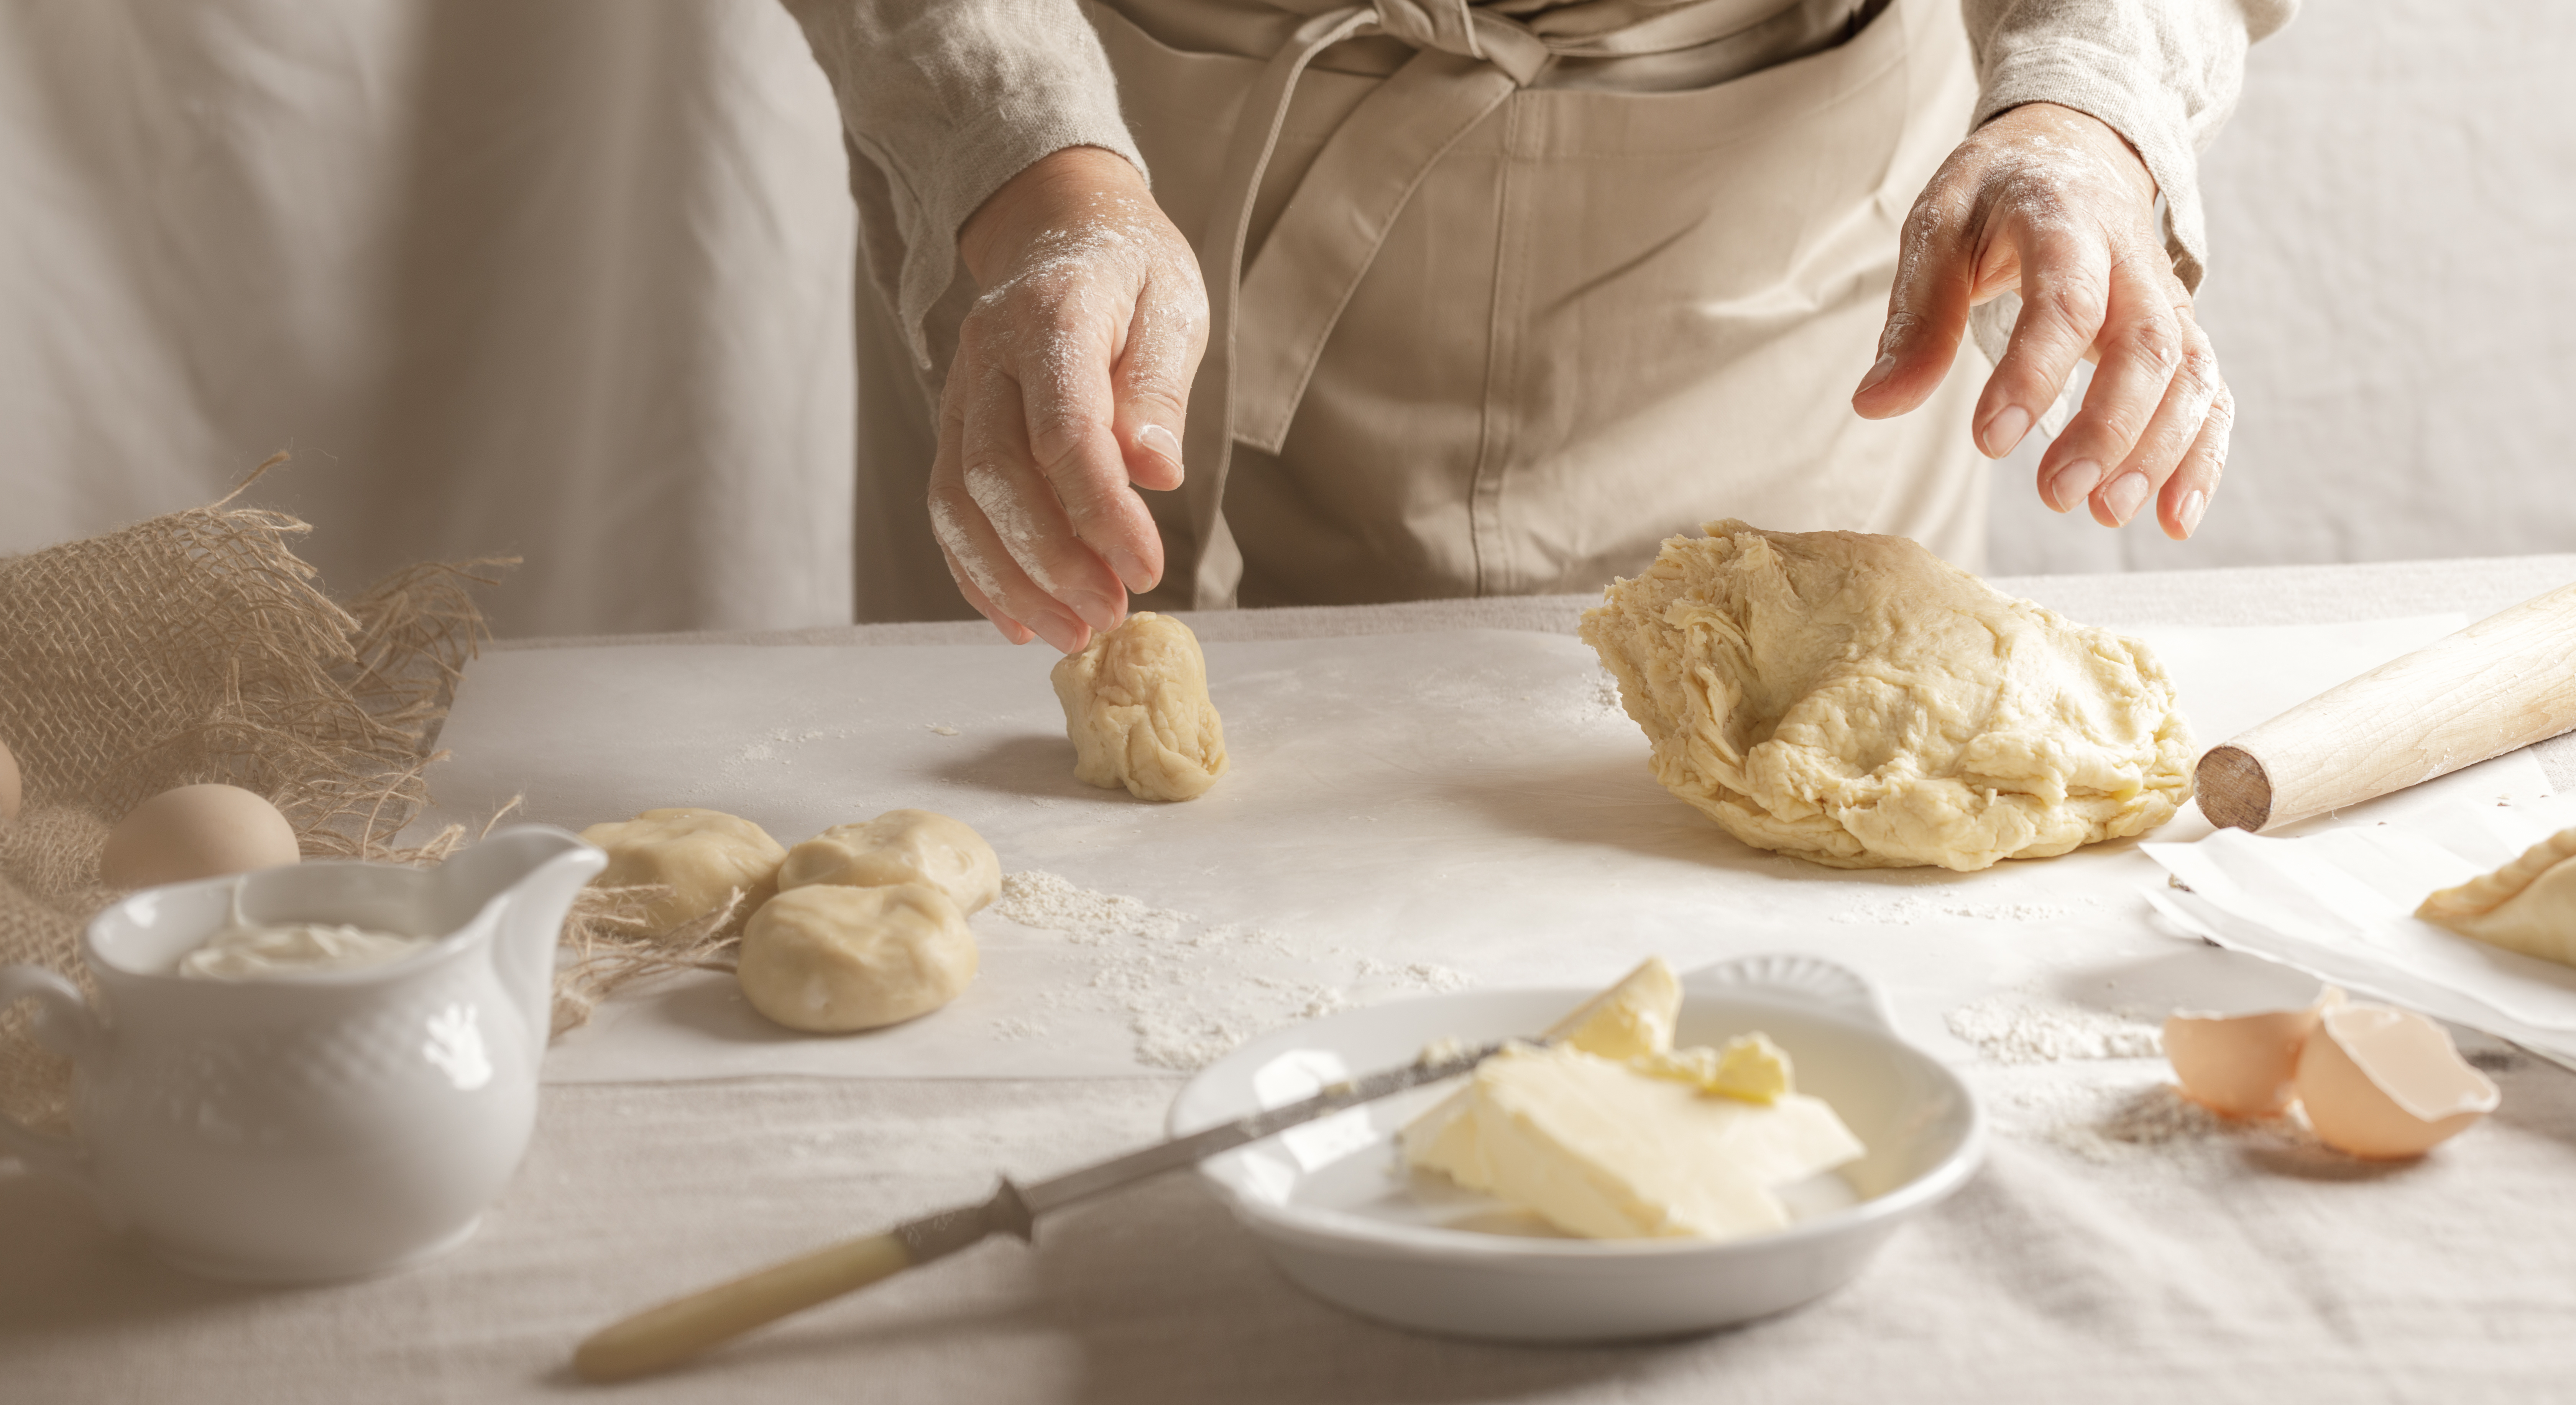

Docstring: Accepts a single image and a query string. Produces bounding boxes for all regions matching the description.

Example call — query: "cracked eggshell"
[2295,1003,2499,1160]
[99,783,301,889]
[2164,986,2344,1118]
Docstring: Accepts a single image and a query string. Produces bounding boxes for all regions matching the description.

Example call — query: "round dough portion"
[1050,612,1227,802]
[580,808,785,932]
[1580,520,2193,871]
[737,883,978,1032]
[777,808,1000,914]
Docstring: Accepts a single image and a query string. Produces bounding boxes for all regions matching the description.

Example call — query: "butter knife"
[572,1038,1508,1381]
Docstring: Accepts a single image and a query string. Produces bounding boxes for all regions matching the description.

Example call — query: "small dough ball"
[100,783,301,889]
[580,807,784,932]
[1050,612,1227,802]
[0,735,20,822]
[737,883,978,1032]
[777,809,1000,914]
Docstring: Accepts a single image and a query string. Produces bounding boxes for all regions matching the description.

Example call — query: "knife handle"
[572,1230,912,1382]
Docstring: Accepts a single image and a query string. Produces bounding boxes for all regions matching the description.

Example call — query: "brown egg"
[0,735,19,822]
[100,783,302,890]
[2295,1002,2499,1159]
[2164,986,2344,1118]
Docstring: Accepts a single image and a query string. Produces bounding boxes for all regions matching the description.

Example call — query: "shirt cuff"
[1974,40,2212,292]
[871,116,1150,369]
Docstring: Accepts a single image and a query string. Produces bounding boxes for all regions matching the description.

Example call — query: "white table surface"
[9,554,2576,1403]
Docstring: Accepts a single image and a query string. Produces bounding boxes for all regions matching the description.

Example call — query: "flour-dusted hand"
[935,146,1208,652]
[1852,102,2230,542]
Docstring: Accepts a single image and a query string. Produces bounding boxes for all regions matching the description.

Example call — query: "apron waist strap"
[1181,0,1865,606]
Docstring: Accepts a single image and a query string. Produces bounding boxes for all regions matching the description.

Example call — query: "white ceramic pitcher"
[0,825,604,1282]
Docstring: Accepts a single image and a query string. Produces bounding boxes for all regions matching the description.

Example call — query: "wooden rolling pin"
[2195,580,2576,832]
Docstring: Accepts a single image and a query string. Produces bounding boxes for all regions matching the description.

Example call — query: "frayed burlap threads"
[0,465,697,1132]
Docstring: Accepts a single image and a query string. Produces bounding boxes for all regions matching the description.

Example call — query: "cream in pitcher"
[0,826,603,1283]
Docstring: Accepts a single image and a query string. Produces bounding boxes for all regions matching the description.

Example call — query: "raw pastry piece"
[736,883,978,1032]
[2415,827,2576,967]
[777,809,1000,914]
[580,808,785,933]
[1580,520,2193,871]
[1050,612,1227,802]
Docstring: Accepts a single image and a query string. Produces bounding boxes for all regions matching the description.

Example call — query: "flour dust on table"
[989,869,1473,1070]
[1979,1070,2331,1169]
[1944,989,2166,1064]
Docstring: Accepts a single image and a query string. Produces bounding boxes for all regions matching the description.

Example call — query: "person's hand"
[936,146,1208,651]
[1852,102,2230,540]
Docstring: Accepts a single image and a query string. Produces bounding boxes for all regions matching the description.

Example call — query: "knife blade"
[572,1037,1511,1381]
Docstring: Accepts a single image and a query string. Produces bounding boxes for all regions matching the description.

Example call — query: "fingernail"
[991,616,1033,646]
[1980,405,2032,458]
[1031,612,1087,656]
[1854,354,1897,397]
[1137,422,1184,475]
[1105,545,1156,595]
[2102,470,2150,525]
[2177,488,2208,538]
[2046,459,2103,513]
[1063,589,1122,633]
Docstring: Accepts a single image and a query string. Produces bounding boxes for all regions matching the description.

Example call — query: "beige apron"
[849,0,1985,621]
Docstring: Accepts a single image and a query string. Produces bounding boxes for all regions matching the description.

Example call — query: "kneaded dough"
[1580,520,2193,871]
[580,808,785,932]
[1050,612,1227,802]
[736,883,978,1032]
[777,808,1000,914]
[2416,827,2576,966]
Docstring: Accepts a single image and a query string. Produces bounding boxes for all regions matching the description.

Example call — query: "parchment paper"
[2143,795,2576,1069]
[416,614,2555,1083]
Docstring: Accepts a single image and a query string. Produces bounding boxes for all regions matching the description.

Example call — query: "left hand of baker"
[1850,102,2230,540]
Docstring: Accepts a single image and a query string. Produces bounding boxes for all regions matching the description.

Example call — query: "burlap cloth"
[0,477,690,1133]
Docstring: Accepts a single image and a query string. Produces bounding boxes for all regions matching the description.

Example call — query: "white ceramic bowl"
[1167,954,1983,1342]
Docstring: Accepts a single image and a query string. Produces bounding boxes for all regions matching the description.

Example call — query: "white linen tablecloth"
[8,554,2575,1403]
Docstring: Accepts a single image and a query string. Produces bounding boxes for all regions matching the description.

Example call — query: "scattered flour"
[1834,895,2101,924]
[927,724,960,736]
[992,870,1477,1071]
[688,724,864,796]
[1945,990,2163,1064]
[1980,1071,2327,1167]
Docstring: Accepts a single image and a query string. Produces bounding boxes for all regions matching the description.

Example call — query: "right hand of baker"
[936,146,1208,652]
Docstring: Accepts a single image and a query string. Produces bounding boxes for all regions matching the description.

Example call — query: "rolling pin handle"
[2195,744,2274,832]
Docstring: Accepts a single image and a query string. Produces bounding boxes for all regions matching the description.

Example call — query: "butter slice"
[1540,955,1683,1059]
[1411,1044,1865,1240]
[1403,955,1683,1166]
[1631,1032,1792,1105]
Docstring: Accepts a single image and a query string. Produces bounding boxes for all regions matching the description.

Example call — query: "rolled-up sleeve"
[780,0,1147,364]
[1963,0,2299,291]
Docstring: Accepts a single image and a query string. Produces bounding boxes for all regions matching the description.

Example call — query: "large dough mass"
[1050,612,1227,802]
[1580,521,2192,870]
